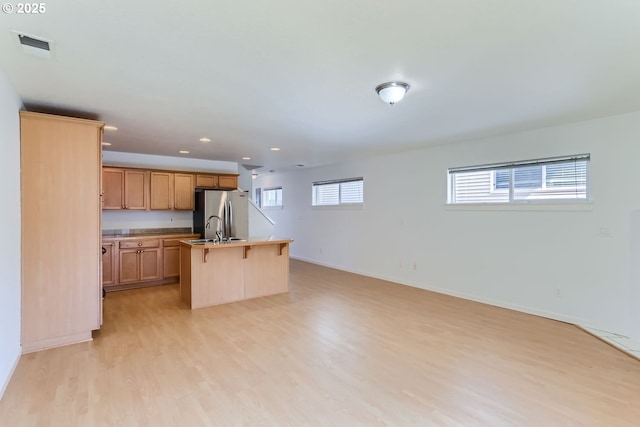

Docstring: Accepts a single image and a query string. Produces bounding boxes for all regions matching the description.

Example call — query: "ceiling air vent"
[15,32,53,59]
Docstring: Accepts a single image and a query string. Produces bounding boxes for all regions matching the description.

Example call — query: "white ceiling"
[2,1,640,172]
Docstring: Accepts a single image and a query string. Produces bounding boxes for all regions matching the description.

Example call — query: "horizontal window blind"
[313,177,363,206]
[448,154,589,204]
[262,187,282,207]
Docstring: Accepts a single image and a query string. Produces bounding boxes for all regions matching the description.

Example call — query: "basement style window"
[312,177,364,206]
[262,187,283,207]
[448,154,590,204]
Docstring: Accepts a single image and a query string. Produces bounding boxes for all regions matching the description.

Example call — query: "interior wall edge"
[0,349,21,400]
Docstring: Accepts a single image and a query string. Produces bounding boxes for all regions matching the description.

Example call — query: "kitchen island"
[179,237,293,309]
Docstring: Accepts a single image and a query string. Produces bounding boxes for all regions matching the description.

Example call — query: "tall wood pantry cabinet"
[20,111,103,353]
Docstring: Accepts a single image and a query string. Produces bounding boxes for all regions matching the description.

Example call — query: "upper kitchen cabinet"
[150,172,194,210]
[21,111,103,353]
[195,173,238,190]
[195,174,218,189]
[102,167,148,210]
[218,175,238,189]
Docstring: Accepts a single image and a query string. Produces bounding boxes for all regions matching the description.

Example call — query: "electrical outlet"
[412,262,417,271]
[555,288,562,298]
[598,226,611,237]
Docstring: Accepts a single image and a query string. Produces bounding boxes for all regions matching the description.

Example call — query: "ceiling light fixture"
[101,141,112,146]
[104,125,118,131]
[252,173,258,180]
[199,137,211,143]
[179,150,189,154]
[242,157,251,160]
[375,81,410,105]
[270,147,280,151]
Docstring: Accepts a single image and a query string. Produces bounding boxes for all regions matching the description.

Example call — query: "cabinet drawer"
[163,239,181,247]
[119,239,160,249]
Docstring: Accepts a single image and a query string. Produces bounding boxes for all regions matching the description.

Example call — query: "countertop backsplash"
[102,227,193,237]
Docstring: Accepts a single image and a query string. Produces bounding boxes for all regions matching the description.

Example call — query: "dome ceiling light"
[375,81,410,105]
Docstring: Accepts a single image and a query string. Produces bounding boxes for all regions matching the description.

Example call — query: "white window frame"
[312,177,364,207]
[262,186,283,208]
[447,154,591,207]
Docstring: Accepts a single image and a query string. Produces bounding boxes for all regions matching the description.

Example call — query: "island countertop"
[179,236,293,249]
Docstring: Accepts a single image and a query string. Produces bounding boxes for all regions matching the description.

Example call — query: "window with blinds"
[262,187,282,207]
[312,177,364,206]
[448,154,590,204]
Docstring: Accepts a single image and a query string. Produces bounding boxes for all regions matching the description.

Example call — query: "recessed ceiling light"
[199,137,211,143]
[179,150,189,154]
[242,157,251,160]
[104,125,118,131]
[101,141,112,146]
[270,147,280,151]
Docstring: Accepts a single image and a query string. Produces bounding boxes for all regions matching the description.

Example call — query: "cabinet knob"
[138,242,142,246]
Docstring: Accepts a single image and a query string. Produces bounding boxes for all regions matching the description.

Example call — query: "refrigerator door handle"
[227,200,233,238]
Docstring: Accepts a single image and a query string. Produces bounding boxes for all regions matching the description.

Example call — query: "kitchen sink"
[186,239,216,244]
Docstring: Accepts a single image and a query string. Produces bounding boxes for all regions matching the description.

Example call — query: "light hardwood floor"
[1,260,639,426]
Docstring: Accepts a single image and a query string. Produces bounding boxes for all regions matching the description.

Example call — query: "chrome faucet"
[205,215,223,242]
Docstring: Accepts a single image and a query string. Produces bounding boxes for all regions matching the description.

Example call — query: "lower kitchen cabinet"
[163,239,181,278]
[118,240,162,284]
[102,242,115,286]
[102,233,198,291]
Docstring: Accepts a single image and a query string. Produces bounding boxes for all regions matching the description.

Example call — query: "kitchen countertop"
[103,232,199,241]
[179,237,293,249]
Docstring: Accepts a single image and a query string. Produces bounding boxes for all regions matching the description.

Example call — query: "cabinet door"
[195,174,218,188]
[102,168,124,209]
[150,172,173,210]
[102,242,115,285]
[140,248,162,281]
[21,112,102,352]
[163,246,180,278]
[174,173,194,210]
[218,175,238,189]
[119,249,140,284]
[124,170,148,210]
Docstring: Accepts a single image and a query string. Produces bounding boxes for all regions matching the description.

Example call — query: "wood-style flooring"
[1,260,639,426]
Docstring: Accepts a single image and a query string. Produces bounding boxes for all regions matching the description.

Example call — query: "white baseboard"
[0,346,21,400]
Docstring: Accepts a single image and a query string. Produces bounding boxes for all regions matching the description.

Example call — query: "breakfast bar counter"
[179,237,293,309]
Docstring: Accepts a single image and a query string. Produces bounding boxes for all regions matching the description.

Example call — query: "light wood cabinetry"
[180,239,292,309]
[194,173,237,189]
[102,242,115,286]
[150,172,194,210]
[102,233,198,291]
[218,175,238,189]
[163,239,181,278]
[102,168,148,210]
[195,174,218,188]
[103,167,237,211]
[21,111,103,354]
[118,240,162,284]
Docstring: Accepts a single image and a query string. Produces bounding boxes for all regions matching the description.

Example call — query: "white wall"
[0,69,23,398]
[101,151,238,230]
[256,111,640,342]
[102,151,238,173]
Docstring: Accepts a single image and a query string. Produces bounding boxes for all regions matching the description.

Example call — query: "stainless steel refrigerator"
[193,189,249,241]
